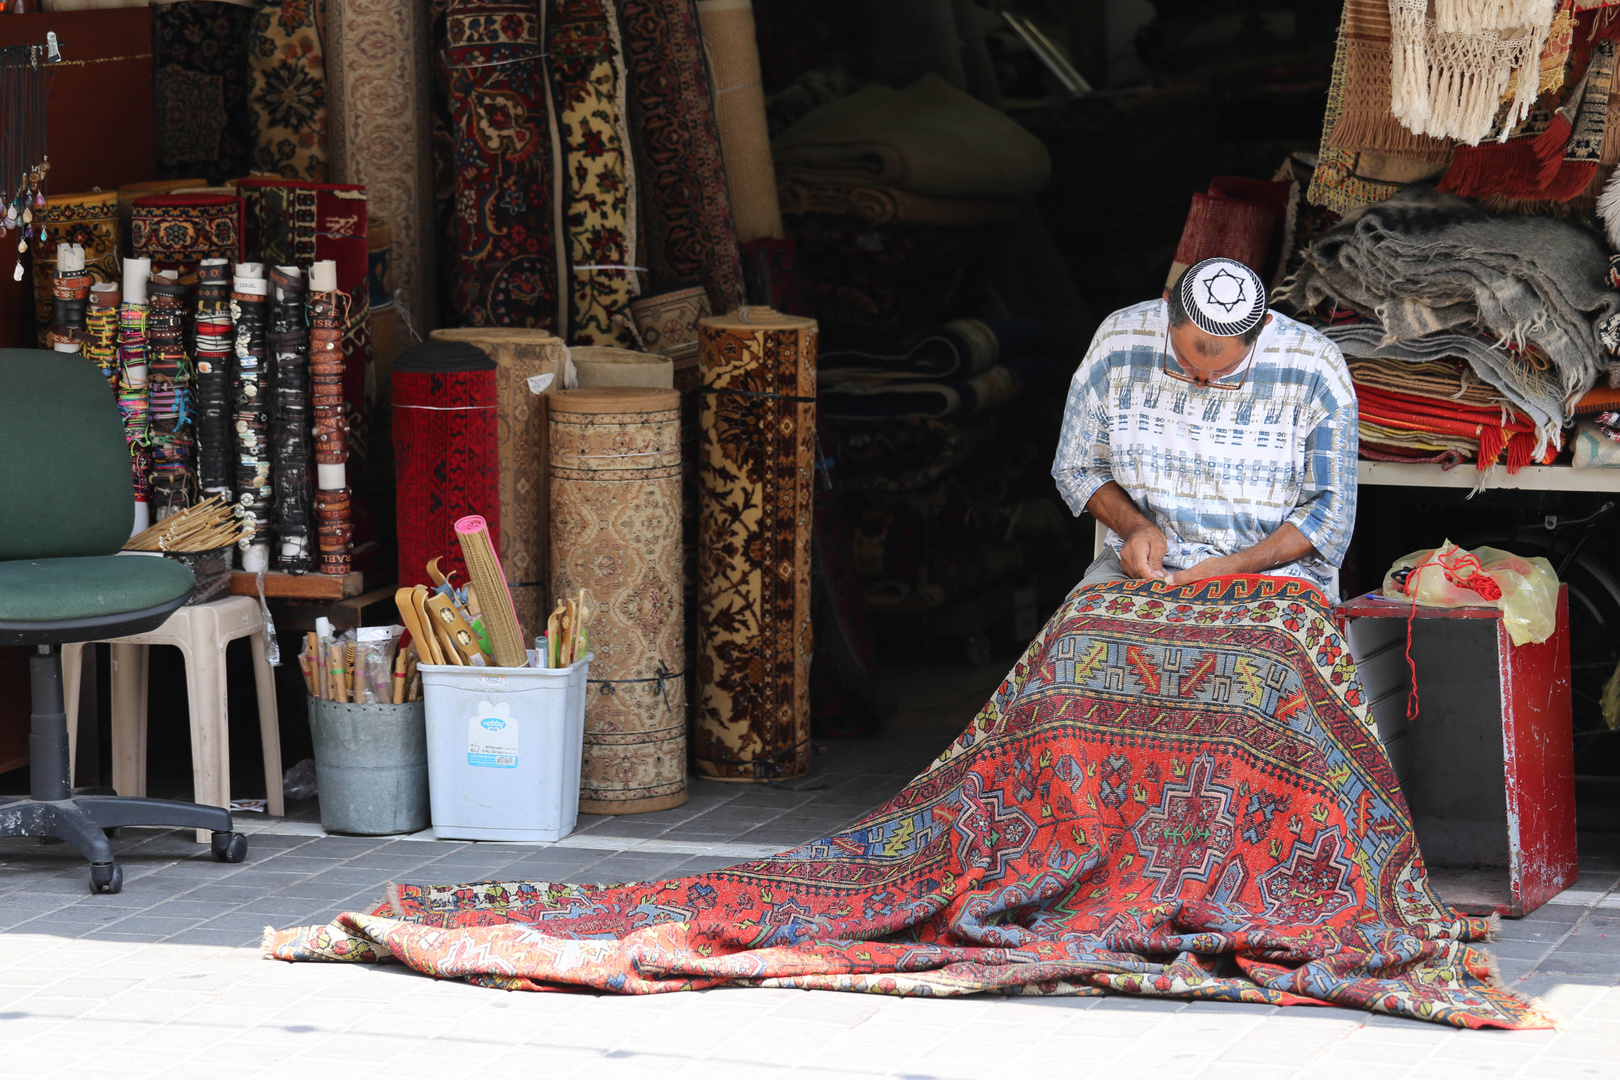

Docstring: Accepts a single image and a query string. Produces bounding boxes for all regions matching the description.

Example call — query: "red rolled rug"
[392,341,501,588]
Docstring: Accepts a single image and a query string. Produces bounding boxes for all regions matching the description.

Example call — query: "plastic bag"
[1382,540,1558,646]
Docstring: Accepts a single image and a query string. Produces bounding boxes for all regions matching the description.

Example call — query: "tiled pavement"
[0,662,1616,1079]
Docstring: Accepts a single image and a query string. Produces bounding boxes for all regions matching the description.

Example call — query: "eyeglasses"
[1160,327,1257,391]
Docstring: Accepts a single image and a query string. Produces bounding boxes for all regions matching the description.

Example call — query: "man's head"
[1163,258,1271,382]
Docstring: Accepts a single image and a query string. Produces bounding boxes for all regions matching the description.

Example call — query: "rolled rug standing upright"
[392,341,500,589]
[549,387,686,813]
[249,0,329,181]
[309,261,351,575]
[270,266,315,571]
[327,0,436,334]
[445,0,563,330]
[695,0,783,244]
[116,180,203,259]
[548,0,641,348]
[130,194,245,281]
[152,0,253,184]
[118,258,153,534]
[695,308,816,781]
[428,327,571,634]
[619,0,745,315]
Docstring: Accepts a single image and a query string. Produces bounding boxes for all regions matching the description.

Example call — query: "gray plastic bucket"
[307,696,430,835]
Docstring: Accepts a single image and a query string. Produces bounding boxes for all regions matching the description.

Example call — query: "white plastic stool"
[62,594,283,840]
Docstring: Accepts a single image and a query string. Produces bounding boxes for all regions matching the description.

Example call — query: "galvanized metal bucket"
[306,696,430,836]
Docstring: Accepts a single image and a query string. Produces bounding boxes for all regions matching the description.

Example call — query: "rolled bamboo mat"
[695,308,816,781]
[572,346,674,389]
[456,513,527,667]
[550,387,687,813]
[695,0,784,242]
[429,327,571,633]
[329,0,437,335]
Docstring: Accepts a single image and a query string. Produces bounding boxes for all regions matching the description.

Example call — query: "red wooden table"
[1336,586,1576,917]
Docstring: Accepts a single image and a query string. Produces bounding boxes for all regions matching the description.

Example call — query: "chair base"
[0,792,247,893]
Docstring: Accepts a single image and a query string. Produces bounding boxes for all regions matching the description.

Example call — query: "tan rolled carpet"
[695,0,783,242]
[572,345,675,389]
[549,387,687,814]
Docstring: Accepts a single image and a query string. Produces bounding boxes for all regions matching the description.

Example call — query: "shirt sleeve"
[1051,331,1116,517]
[1284,345,1359,567]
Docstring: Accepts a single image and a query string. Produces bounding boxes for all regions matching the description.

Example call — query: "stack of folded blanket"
[773,74,1050,228]
[819,317,1063,420]
[1350,356,1557,471]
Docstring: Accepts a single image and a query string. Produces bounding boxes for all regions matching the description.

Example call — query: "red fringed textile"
[265,577,1556,1031]
[1169,191,1273,283]
[619,0,746,315]
[1356,384,1553,471]
[392,344,501,589]
[445,0,561,329]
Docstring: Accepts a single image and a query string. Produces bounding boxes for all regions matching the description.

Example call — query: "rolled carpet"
[695,0,783,243]
[429,327,573,634]
[619,0,746,314]
[392,341,500,588]
[549,387,687,813]
[152,0,253,184]
[249,0,329,181]
[130,194,244,280]
[572,346,674,388]
[696,307,816,781]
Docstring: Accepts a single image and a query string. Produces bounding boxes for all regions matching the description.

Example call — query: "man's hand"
[1163,554,1244,587]
[1119,522,1170,581]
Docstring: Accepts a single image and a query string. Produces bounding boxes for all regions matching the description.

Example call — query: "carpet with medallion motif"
[264,576,1551,1029]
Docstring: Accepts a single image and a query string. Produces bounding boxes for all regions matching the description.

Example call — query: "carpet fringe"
[259,925,279,959]
[385,880,404,917]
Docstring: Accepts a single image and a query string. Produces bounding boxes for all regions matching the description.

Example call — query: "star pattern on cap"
[1201,267,1247,314]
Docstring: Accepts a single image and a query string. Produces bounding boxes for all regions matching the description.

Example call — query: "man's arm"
[1086,481,1169,581]
[1163,522,1316,586]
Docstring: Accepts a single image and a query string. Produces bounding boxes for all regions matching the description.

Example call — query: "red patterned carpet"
[266,576,1553,1029]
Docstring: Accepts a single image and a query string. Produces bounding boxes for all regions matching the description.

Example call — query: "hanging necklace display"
[0,38,59,282]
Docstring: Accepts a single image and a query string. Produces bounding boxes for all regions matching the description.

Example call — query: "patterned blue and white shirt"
[1051,300,1358,590]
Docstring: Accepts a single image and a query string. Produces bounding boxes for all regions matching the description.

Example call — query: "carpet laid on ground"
[264,576,1551,1030]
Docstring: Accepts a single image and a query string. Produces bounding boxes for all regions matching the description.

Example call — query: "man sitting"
[1051,257,1357,592]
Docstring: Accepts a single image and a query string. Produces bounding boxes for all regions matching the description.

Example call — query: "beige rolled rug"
[571,346,675,389]
[695,0,783,242]
[328,0,437,334]
[428,327,571,632]
[549,387,687,814]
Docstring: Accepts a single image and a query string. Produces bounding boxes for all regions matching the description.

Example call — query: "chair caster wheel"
[211,831,247,863]
[89,862,122,894]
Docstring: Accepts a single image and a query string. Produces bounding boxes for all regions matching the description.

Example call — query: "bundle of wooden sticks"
[124,495,252,552]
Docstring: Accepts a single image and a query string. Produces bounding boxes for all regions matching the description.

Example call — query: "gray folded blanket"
[1279,188,1620,418]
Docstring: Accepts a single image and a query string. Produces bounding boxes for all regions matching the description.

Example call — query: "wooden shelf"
[1357,460,1620,493]
[228,570,364,601]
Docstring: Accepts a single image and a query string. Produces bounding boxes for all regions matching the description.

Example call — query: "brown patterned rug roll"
[695,308,816,781]
[429,327,571,633]
[695,0,783,243]
[549,387,687,813]
[35,192,120,347]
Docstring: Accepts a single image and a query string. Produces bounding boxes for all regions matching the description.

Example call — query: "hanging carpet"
[446,0,563,329]
[618,0,746,316]
[265,576,1553,1031]
[248,0,330,181]
[152,0,254,184]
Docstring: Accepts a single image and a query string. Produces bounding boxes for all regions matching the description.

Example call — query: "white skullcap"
[1179,257,1266,338]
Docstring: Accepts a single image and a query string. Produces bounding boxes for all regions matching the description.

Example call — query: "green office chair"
[0,349,246,893]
